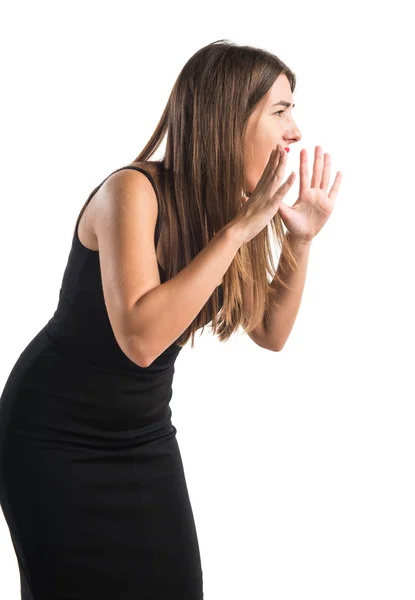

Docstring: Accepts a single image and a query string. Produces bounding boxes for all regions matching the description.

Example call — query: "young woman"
[0,39,341,600]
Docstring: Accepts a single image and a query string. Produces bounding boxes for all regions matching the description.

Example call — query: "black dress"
[0,165,221,600]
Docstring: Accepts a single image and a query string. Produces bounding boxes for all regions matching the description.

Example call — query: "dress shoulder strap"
[73,164,163,247]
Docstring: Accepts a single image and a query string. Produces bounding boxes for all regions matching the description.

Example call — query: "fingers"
[268,145,287,189]
[299,149,309,194]
[263,144,280,184]
[255,145,290,209]
[320,152,331,191]
[310,146,324,189]
[272,171,296,201]
[328,171,342,201]
[267,146,282,177]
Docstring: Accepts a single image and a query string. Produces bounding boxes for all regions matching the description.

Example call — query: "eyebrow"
[271,101,295,108]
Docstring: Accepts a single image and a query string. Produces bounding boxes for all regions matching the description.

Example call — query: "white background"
[1,1,414,598]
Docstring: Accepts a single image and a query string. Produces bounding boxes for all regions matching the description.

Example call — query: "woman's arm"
[129,225,243,366]
[263,232,312,351]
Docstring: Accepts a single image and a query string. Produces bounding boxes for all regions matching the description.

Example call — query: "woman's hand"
[240,146,342,243]
[276,146,342,242]
[233,144,296,245]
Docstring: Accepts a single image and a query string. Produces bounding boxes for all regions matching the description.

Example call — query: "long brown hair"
[131,39,300,348]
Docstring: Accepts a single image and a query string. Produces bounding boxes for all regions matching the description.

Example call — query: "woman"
[0,39,341,600]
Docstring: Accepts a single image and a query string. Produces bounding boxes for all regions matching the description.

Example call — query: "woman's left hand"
[276,146,342,243]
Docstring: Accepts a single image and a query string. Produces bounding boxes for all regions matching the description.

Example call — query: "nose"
[283,129,302,150]
[291,124,302,144]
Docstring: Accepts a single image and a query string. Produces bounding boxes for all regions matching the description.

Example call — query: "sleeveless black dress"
[0,165,222,600]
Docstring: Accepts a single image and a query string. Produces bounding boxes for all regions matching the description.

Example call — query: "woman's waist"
[3,404,176,453]
[1,325,175,443]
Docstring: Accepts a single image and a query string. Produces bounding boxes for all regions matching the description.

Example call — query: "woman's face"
[243,74,302,195]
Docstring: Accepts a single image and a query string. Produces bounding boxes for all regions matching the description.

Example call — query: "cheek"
[256,126,278,156]
[244,122,277,183]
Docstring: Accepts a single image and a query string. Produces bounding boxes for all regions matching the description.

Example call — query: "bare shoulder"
[79,161,163,252]
[127,160,164,196]
[88,160,169,365]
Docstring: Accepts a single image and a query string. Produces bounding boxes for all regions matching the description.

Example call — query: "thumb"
[276,200,291,218]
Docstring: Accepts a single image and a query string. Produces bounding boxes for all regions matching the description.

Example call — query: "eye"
[274,110,286,118]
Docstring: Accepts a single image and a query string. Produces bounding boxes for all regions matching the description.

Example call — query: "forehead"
[268,74,293,104]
